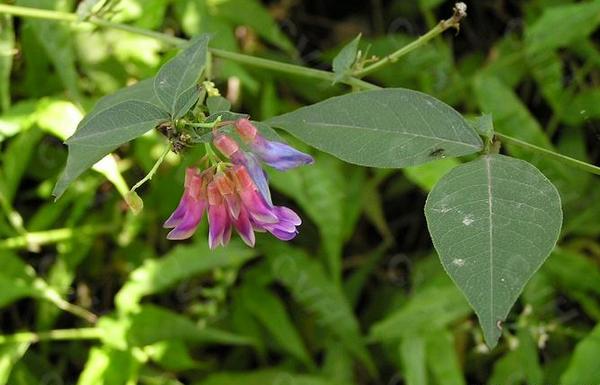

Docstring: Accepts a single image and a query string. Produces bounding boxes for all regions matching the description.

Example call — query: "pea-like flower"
[235,118,314,170]
[164,118,311,248]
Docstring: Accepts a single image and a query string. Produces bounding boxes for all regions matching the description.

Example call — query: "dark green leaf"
[154,34,210,117]
[425,155,562,347]
[206,95,232,115]
[267,89,482,168]
[53,100,169,198]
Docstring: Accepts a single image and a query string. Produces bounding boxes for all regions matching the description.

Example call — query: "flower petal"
[251,136,314,171]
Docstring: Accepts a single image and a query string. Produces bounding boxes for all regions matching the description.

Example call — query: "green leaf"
[399,337,427,385]
[53,100,169,198]
[488,329,543,385]
[88,78,162,121]
[368,284,471,341]
[425,330,466,385]
[525,1,600,53]
[99,305,254,349]
[239,284,313,368]
[77,346,138,385]
[0,15,14,112]
[468,114,494,145]
[425,155,562,348]
[206,95,232,115]
[404,158,460,192]
[115,240,256,312]
[561,323,600,385]
[154,34,210,118]
[332,34,361,84]
[196,370,330,385]
[0,342,29,385]
[267,89,482,168]
[267,244,376,375]
[16,0,81,102]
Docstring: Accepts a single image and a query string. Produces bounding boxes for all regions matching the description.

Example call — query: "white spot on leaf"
[452,258,465,267]
[462,214,474,226]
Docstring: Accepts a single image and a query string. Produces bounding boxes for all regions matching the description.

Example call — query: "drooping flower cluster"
[164,118,314,248]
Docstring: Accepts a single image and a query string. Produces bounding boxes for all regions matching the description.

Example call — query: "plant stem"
[354,2,467,78]
[0,4,376,90]
[0,328,102,344]
[0,225,112,250]
[495,133,600,176]
[2,3,600,177]
[130,145,171,192]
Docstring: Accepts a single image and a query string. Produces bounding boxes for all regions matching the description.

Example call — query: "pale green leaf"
[206,95,231,114]
[267,89,482,168]
[425,330,466,385]
[0,342,29,385]
[76,346,138,385]
[425,155,562,347]
[154,34,209,117]
[332,34,361,84]
[399,337,427,385]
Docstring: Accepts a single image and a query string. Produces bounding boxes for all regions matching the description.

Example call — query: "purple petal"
[208,204,229,249]
[251,136,314,171]
[233,207,255,247]
[166,199,206,240]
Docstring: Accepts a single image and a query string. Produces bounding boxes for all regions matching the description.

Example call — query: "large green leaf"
[154,34,209,118]
[76,346,138,385]
[425,155,562,348]
[267,89,482,168]
[196,370,330,385]
[53,100,169,198]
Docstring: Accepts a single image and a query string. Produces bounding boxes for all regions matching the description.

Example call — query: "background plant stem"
[0,3,598,177]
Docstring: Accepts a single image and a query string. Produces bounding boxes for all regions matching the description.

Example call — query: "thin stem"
[354,2,467,78]
[130,144,171,192]
[0,225,112,250]
[0,328,102,345]
[495,133,600,176]
[0,4,376,90]
[2,3,600,177]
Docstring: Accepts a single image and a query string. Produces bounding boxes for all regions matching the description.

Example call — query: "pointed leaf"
[154,34,210,117]
[53,100,169,198]
[267,89,482,168]
[332,34,361,83]
[425,155,562,347]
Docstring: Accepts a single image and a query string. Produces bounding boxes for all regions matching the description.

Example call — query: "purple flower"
[163,168,206,240]
[235,119,314,171]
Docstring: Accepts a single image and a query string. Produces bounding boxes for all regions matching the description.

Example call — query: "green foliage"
[1,0,599,384]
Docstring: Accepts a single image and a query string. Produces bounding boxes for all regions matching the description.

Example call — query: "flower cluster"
[164,119,314,249]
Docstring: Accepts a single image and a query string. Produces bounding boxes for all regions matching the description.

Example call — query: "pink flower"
[163,168,206,240]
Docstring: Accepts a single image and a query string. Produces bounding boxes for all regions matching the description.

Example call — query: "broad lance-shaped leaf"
[154,34,210,118]
[53,100,169,198]
[425,155,562,348]
[267,89,483,168]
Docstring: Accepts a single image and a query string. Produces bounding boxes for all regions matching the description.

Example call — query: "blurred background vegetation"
[1,0,600,384]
